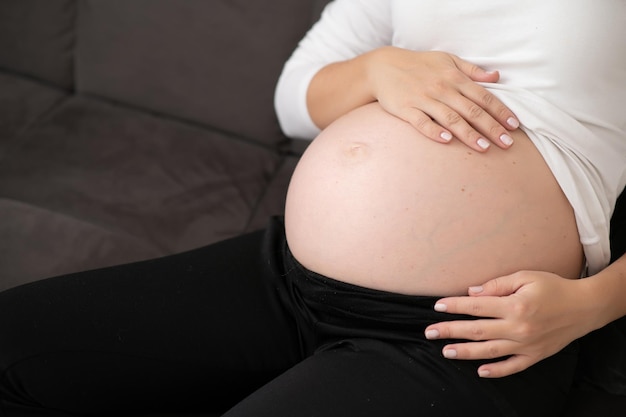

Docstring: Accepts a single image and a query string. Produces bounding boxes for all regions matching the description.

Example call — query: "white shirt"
[274,0,626,274]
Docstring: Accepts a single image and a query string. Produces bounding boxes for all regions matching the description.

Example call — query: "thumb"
[452,55,500,83]
[469,273,526,297]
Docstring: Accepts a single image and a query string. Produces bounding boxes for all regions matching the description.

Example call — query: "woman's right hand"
[366,47,519,152]
[307,47,519,152]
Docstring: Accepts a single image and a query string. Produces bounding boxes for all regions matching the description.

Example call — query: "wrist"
[581,256,626,331]
[307,53,376,129]
[360,47,389,103]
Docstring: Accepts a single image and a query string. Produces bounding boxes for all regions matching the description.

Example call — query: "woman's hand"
[307,47,519,152]
[365,47,519,152]
[423,271,599,378]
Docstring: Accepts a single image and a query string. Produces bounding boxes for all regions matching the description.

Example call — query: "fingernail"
[425,329,440,340]
[477,138,490,150]
[440,132,453,142]
[434,303,447,312]
[500,134,514,146]
[469,286,484,294]
[507,117,520,129]
[478,369,491,378]
[443,349,458,359]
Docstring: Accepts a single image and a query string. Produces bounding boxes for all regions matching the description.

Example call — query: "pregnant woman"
[0,1,624,416]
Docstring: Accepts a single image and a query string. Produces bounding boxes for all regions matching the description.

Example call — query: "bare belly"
[285,103,583,296]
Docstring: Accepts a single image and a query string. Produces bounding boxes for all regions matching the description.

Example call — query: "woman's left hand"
[424,271,597,378]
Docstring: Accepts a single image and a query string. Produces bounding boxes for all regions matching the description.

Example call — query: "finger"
[450,54,500,84]
[425,101,493,152]
[395,107,454,144]
[425,317,508,341]
[433,294,508,318]
[450,55,520,132]
[463,82,520,131]
[469,273,528,297]
[476,354,534,378]
[442,92,515,149]
[441,339,517,361]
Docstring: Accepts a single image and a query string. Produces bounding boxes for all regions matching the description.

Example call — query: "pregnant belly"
[285,103,583,296]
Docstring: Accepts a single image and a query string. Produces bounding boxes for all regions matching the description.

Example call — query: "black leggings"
[0,217,577,416]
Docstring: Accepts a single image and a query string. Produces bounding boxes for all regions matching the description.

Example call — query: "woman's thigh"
[224,338,577,417]
[0,219,302,415]
[224,338,502,417]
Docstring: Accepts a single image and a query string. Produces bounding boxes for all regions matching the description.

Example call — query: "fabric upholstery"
[75,0,321,146]
[0,0,75,89]
[244,154,300,233]
[0,95,281,289]
[0,72,67,158]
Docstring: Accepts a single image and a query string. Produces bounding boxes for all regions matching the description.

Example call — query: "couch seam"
[242,154,288,233]
[0,93,72,163]
[0,197,163,255]
[76,91,286,152]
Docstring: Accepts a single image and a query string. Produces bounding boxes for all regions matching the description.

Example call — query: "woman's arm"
[275,0,519,151]
[275,0,392,140]
[424,254,626,378]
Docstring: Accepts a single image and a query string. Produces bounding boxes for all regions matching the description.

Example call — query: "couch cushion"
[245,155,299,233]
[0,72,68,158]
[0,95,281,289]
[0,200,163,292]
[76,0,322,147]
[0,0,75,89]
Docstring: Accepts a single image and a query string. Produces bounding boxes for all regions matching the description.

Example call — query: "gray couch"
[1,0,624,415]
[0,0,327,289]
